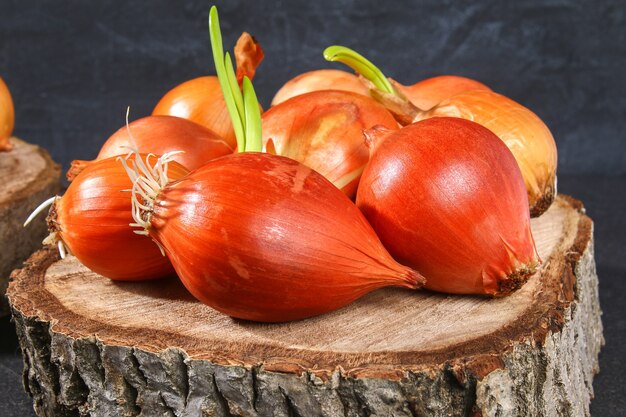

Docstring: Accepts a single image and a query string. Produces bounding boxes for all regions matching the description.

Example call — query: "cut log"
[7,195,603,417]
[0,137,61,316]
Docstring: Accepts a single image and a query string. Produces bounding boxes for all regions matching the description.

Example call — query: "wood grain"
[7,195,603,416]
[0,137,60,315]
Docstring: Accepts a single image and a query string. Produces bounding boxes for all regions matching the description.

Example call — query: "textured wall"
[0,0,624,176]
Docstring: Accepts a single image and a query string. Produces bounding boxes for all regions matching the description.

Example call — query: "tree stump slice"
[7,195,603,417]
[0,137,61,316]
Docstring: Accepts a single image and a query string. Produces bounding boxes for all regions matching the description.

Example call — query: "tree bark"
[0,137,61,316]
[7,196,603,417]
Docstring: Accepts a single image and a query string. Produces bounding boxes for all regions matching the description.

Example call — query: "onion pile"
[67,115,233,180]
[117,7,424,321]
[325,46,558,216]
[25,5,559,323]
[0,77,15,152]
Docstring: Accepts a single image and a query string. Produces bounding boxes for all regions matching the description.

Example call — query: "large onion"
[357,117,539,296]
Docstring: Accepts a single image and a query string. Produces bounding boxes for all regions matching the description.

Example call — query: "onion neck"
[23,195,70,258]
[323,45,426,125]
[209,6,263,153]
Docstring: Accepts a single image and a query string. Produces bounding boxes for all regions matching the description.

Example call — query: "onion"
[25,154,189,281]
[152,32,264,149]
[356,117,539,296]
[67,115,233,181]
[262,90,399,197]
[271,69,368,106]
[326,46,558,216]
[0,77,15,152]
[126,151,424,322]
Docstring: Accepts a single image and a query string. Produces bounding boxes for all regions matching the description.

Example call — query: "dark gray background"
[1,0,624,416]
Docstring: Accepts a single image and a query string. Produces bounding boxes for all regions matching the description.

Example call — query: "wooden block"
[7,195,603,416]
[0,137,61,315]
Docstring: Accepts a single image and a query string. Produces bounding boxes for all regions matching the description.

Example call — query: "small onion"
[125,151,424,322]
[325,45,558,216]
[0,77,15,152]
[271,69,368,106]
[262,90,399,197]
[357,117,539,296]
[26,154,189,281]
[67,115,233,181]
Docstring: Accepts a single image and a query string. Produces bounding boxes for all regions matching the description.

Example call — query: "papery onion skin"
[271,69,369,106]
[67,115,233,181]
[422,90,558,217]
[53,155,188,280]
[262,90,399,198]
[153,76,238,149]
[0,77,15,152]
[393,75,491,111]
[145,152,423,322]
[357,117,539,296]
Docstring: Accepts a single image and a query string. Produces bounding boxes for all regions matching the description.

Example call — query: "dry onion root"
[325,45,558,217]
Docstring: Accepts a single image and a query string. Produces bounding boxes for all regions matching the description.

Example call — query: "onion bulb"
[152,32,264,149]
[67,115,233,181]
[262,90,399,197]
[25,154,189,280]
[125,151,424,322]
[271,69,369,106]
[326,45,557,216]
[0,77,15,152]
[357,117,539,296]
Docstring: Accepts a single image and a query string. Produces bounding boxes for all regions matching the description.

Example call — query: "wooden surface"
[0,137,60,315]
[7,195,603,416]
